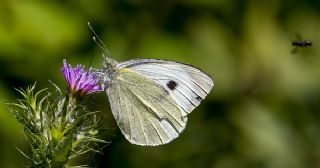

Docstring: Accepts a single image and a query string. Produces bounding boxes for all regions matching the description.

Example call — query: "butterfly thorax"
[100,57,118,89]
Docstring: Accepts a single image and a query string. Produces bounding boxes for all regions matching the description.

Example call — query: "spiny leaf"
[16,147,36,164]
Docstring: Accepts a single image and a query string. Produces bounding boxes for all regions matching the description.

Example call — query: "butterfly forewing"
[117,59,214,115]
[107,68,187,146]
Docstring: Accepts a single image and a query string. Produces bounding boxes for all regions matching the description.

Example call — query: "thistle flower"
[8,83,107,167]
[61,59,103,96]
[7,60,108,167]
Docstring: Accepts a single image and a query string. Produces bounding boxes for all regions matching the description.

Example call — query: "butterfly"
[99,58,214,146]
[89,23,214,146]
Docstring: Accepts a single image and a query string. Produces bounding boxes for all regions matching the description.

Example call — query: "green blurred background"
[1,0,320,167]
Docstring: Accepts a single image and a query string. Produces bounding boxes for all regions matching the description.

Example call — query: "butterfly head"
[100,57,118,89]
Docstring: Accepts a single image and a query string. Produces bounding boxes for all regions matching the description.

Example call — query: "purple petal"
[61,59,103,96]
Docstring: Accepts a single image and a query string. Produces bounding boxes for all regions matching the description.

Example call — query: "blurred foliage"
[1,0,320,167]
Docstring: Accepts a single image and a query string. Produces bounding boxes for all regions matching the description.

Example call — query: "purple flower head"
[61,59,103,96]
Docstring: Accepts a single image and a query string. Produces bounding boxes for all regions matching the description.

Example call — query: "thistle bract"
[8,83,107,167]
[8,59,108,167]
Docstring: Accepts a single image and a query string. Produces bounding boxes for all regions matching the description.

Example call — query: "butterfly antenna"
[88,52,95,70]
[87,22,111,58]
[92,36,109,56]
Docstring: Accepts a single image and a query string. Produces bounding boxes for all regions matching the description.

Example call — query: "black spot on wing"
[196,96,202,101]
[167,80,178,90]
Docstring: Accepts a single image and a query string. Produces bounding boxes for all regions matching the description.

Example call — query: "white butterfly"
[99,57,214,146]
[88,23,214,146]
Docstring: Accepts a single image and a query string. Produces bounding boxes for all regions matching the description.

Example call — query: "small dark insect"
[291,34,313,54]
[292,40,312,47]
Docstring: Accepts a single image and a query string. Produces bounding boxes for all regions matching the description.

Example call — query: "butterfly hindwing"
[107,68,187,146]
[117,59,214,116]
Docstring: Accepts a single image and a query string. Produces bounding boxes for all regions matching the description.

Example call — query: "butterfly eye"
[166,80,178,90]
